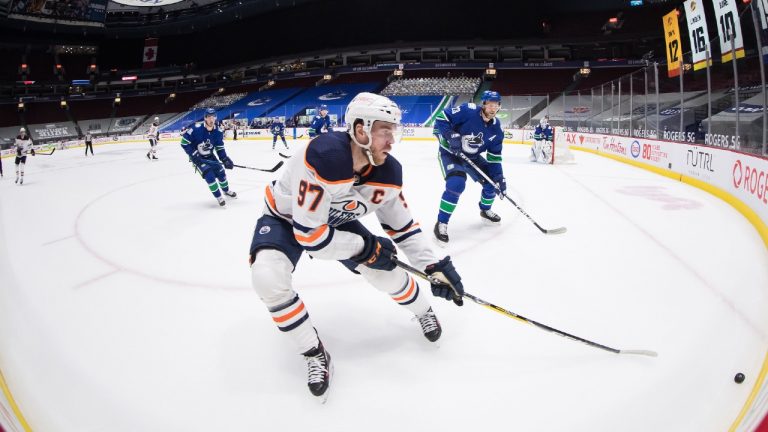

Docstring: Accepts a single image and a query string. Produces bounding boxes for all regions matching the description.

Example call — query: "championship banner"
[684,0,712,70]
[143,38,158,69]
[755,0,768,64]
[711,0,745,62]
[663,10,683,77]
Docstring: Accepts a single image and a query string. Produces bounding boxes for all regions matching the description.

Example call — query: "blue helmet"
[481,90,502,104]
[204,108,217,117]
[318,104,328,111]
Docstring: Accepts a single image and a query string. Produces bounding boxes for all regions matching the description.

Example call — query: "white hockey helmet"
[540,115,549,125]
[345,92,402,152]
[154,116,159,122]
[19,127,25,133]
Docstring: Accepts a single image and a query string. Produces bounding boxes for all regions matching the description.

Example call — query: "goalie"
[530,116,553,163]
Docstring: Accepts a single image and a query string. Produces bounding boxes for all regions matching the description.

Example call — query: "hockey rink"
[1,137,767,432]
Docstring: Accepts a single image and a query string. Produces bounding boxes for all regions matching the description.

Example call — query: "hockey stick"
[194,157,284,173]
[453,151,566,235]
[395,259,658,357]
[33,148,55,156]
[233,161,284,172]
[279,152,291,159]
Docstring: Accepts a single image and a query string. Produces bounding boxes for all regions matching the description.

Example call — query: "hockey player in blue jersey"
[180,108,237,207]
[248,92,465,401]
[307,104,331,138]
[432,90,506,245]
[531,115,554,163]
[270,118,289,150]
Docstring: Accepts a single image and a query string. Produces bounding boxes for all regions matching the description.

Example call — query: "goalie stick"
[454,151,566,235]
[395,259,658,357]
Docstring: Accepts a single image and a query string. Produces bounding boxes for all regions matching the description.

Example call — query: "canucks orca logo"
[197,139,213,155]
[247,97,272,106]
[328,199,368,226]
[318,91,347,101]
[461,132,484,154]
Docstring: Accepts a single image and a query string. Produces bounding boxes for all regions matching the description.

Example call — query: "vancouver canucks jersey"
[270,121,285,135]
[180,123,229,161]
[534,123,553,141]
[308,115,331,137]
[433,102,504,177]
[263,131,436,269]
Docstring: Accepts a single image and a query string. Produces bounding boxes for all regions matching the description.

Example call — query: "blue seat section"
[389,96,443,126]
[160,88,303,132]
[162,108,207,132]
[216,88,304,119]
[268,82,382,118]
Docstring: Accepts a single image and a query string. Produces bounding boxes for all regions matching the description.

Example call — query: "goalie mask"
[540,116,549,126]
[345,92,402,166]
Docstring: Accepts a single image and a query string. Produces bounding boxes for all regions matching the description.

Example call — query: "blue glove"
[352,234,397,271]
[190,154,204,165]
[493,175,507,198]
[447,132,462,152]
[425,256,464,306]
[221,156,234,170]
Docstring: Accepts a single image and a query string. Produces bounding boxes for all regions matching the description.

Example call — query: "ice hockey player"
[531,115,553,163]
[147,116,160,160]
[180,108,237,207]
[432,90,506,245]
[84,132,94,156]
[307,104,331,138]
[270,118,289,150]
[14,127,34,185]
[248,92,465,402]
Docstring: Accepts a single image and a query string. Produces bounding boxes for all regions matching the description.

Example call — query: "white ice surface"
[1,139,767,432]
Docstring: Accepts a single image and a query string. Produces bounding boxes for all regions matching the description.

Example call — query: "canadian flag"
[143,38,158,69]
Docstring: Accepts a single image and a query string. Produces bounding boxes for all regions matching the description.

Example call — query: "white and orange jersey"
[147,123,159,139]
[15,134,32,156]
[264,131,437,270]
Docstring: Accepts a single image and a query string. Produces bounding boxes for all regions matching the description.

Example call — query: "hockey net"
[547,126,575,164]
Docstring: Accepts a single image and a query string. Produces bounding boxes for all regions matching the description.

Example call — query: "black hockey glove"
[30,148,35,156]
[352,234,397,271]
[221,156,234,170]
[493,174,507,198]
[425,256,464,306]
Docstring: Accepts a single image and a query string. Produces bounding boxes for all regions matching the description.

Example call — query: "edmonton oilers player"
[432,90,506,245]
[248,92,465,401]
[307,104,331,138]
[270,118,289,150]
[180,108,237,207]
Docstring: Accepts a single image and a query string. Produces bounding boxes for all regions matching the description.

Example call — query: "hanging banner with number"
[756,0,768,63]
[683,0,712,70]
[663,10,682,77]
[711,0,745,62]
